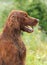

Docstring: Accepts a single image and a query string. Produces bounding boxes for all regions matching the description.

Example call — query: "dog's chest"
[14,39,26,60]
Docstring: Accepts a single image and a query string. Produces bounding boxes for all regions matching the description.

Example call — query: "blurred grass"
[22,26,47,65]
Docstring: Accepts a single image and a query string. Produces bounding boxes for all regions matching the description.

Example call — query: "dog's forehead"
[10,10,28,17]
[15,10,28,15]
[19,11,27,15]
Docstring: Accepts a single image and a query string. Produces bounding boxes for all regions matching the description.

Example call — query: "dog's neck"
[2,25,21,41]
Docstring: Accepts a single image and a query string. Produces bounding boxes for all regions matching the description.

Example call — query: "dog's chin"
[25,26,34,33]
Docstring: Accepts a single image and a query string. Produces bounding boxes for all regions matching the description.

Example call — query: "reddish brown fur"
[0,10,38,65]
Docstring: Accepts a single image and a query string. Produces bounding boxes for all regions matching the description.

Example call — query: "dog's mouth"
[24,26,34,33]
[24,19,39,33]
[21,19,39,33]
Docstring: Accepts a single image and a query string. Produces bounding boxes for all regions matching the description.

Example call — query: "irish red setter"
[0,10,38,65]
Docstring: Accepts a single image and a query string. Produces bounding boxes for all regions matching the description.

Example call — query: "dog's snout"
[34,18,39,23]
[30,17,39,22]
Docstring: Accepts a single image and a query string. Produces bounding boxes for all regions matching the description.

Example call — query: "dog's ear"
[7,14,20,30]
[7,14,17,26]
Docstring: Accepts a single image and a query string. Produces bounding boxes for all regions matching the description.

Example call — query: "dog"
[0,10,38,65]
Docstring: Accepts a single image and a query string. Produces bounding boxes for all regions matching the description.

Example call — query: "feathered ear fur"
[6,12,20,30]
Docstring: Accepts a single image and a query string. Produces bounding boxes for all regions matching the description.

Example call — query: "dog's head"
[7,10,39,33]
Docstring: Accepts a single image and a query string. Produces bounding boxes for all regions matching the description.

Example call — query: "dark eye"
[25,14,28,17]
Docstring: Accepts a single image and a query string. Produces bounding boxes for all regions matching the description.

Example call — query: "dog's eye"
[25,14,27,17]
[12,16,14,17]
